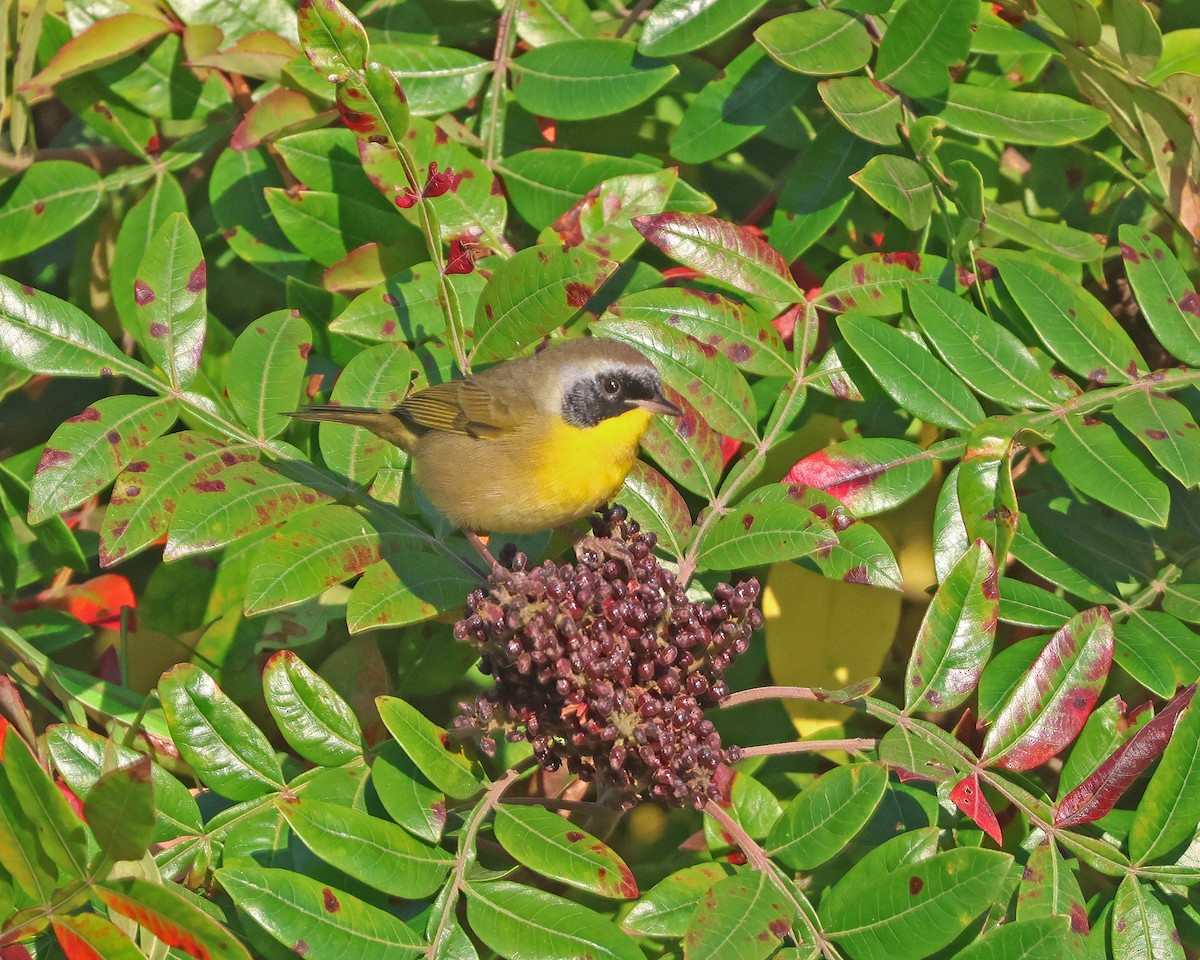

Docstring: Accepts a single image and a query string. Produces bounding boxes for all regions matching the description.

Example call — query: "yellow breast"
[530,408,654,522]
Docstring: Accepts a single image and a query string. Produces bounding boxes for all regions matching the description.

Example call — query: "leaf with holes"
[906,541,998,713]
[981,606,1114,771]
[29,395,177,524]
[494,804,638,899]
[634,212,800,303]
[948,773,1002,844]
[784,438,933,516]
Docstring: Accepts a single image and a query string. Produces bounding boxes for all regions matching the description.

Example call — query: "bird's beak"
[632,389,682,417]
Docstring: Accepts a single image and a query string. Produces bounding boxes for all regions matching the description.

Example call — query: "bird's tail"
[284,405,417,451]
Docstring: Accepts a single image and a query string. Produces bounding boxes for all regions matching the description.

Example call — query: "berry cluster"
[454,506,762,808]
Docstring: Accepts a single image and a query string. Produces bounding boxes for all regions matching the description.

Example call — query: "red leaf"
[949,773,1003,844]
[13,574,137,630]
[783,438,930,516]
[1054,684,1197,827]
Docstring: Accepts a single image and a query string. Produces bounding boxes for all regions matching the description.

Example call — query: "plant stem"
[738,739,878,759]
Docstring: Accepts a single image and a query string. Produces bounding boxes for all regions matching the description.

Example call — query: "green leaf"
[100,432,258,567]
[919,85,1108,146]
[159,663,284,800]
[682,871,795,960]
[1125,611,1200,686]
[347,551,481,632]
[850,155,933,231]
[83,758,155,862]
[219,866,423,956]
[951,917,1078,960]
[377,696,486,799]
[279,796,452,898]
[767,762,888,871]
[372,43,487,117]
[1114,0,1162,74]
[875,0,975,97]
[1112,390,1200,487]
[243,504,416,615]
[638,0,770,56]
[1016,842,1088,936]
[623,863,732,937]
[330,263,484,344]
[263,650,364,766]
[371,741,446,844]
[511,0,594,47]
[1118,225,1200,365]
[0,160,104,260]
[228,310,311,440]
[981,606,1114,770]
[51,914,144,960]
[821,847,1013,960]
[838,313,985,430]
[984,203,1104,263]
[29,395,178,524]
[988,251,1146,383]
[769,123,874,260]
[755,9,873,77]
[1114,617,1178,697]
[593,313,758,442]
[46,723,202,842]
[264,186,422,266]
[510,39,677,120]
[1037,0,1101,46]
[558,168,679,262]
[999,580,1076,629]
[906,541,997,712]
[466,880,647,960]
[671,45,812,164]
[2,726,88,880]
[133,213,206,390]
[1112,876,1184,960]
[494,804,638,899]
[1145,27,1200,84]
[1128,696,1200,863]
[696,487,834,569]
[470,245,617,364]
[1049,417,1169,527]
[640,390,726,499]
[819,76,902,145]
[0,276,144,379]
[98,875,253,960]
[907,282,1057,408]
[634,212,800,303]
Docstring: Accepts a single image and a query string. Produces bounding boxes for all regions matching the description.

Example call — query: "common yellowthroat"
[288,337,682,532]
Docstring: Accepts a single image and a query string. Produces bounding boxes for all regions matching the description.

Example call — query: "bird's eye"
[603,377,621,395]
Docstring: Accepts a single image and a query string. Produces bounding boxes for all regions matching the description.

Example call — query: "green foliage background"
[2,0,1200,957]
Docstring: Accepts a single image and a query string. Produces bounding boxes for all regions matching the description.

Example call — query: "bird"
[287,337,682,533]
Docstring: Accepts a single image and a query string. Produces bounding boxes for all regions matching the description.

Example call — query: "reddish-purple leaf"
[1054,684,1196,828]
[981,606,1115,771]
[784,437,933,517]
[632,212,801,302]
[949,773,1002,844]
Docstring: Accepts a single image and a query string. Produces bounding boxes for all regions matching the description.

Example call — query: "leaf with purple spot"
[29,396,178,524]
[1118,224,1200,365]
[682,872,794,960]
[819,251,973,316]
[133,213,207,390]
[695,484,836,570]
[1112,389,1200,488]
[228,310,312,440]
[981,606,1115,771]
[639,386,725,500]
[905,540,998,714]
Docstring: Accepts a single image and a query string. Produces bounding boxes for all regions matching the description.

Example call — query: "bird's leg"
[465,529,501,570]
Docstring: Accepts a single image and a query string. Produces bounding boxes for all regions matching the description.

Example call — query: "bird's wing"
[397,378,534,440]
